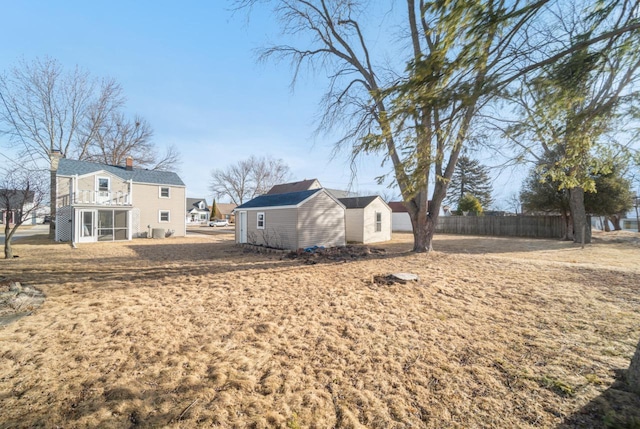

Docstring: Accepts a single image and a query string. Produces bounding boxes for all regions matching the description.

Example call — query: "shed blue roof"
[236,188,322,209]
[56,158,185,186]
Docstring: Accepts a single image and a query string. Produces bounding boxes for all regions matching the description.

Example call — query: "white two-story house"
[53,156,186,243]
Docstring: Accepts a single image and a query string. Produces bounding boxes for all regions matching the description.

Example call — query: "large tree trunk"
[628,337,640,394]
[603,216,611,232]
[569,187,591,244]
[561,211,574,241]
[409,209,437,252]
[4,223,13,259]
[609,214,622,231]
[49,167,56,239]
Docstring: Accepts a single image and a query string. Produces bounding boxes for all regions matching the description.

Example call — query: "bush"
[457,193,483,215]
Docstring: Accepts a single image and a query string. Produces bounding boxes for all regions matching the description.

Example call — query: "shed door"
[238,211,247,243]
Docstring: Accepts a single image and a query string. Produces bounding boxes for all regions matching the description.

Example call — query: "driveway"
[0,224,50,245]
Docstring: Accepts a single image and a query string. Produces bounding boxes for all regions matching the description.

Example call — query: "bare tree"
[506,192,523,215]
[0,57,123,164]
[237,0,640,251]
[0,57,182,237]
[210,156,291,205]
[0,168,47,259]
[84,113,181,171]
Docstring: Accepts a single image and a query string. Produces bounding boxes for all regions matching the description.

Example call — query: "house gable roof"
[338,196,381,209]
[388,202,408,213]
[187,198,209,211]
[236,188,323,210]
[215,203,237,215]
[0,189,35,209]
[266,179,321,195]
[56,158,185,187]
[326,188,355,199]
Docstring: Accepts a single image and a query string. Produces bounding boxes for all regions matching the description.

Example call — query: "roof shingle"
[236,189,322,209]
[56,158,185,187]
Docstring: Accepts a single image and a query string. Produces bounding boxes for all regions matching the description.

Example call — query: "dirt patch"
[284,244,387,264]
[0,232,639,428]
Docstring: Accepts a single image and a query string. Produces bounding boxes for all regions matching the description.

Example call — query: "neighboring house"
[266,179,322,195]
[234,188,346,250]
[210,203,237,223]
[0,189,34,225]
[54,156,186,243]
[186,198,210,224]
[389,201,412,232]
[266,178,355,199]
[339,196,392,244]
[389,200,444,231]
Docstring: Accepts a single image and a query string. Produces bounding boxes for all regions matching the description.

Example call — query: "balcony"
[72,190,131,206]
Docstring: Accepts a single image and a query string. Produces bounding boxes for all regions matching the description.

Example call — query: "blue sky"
[0,1,394,201]
[1,1,525,207]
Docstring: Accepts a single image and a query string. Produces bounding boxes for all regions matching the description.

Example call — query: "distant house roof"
[0,189,35,209]
[266,179,321,195]
[326,188,355,199]
[187,198,209,210]
[236,188,323,210]
[338,196,379,209]
[56,158,185,187]
[388,202,408,213]
[215,203,237,215]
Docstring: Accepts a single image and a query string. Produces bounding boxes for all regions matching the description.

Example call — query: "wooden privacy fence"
[434,215,574,239]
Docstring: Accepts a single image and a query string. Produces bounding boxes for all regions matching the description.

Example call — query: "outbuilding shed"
[234,188,346,251]
[389,201,412,232]
[339,196,392,244]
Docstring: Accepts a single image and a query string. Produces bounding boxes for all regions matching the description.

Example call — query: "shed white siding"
[235,189,346,250]
[344,208,364,243]
[245,207,298,250]
[362,198,392,243]
[298,191,346,249]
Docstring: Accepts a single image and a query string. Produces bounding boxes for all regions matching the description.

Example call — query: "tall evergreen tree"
[446,156,493,209]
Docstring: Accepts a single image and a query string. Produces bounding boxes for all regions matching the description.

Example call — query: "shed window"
[257,212,265,229]
[159,187,170,198]
[375,212,382,232]
[159,210,170,222]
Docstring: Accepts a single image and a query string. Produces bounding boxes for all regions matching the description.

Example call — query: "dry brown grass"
[1,231,639,428]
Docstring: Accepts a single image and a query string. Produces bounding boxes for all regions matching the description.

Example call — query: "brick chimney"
[49,149,63,172]
[49,149,64,240]
[125,156,133,171]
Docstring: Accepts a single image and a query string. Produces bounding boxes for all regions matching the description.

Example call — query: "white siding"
[244,208,298,250]
[362,198,392,243]
[392,212,412,232]
[344,208,364,242]
[297,191,345,249]
[133,183,186,237]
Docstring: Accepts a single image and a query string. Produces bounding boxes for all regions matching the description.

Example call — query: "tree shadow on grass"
[557,369,640,429]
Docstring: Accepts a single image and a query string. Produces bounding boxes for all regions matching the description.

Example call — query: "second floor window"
[160,187,170,198]
[98,177,110,192]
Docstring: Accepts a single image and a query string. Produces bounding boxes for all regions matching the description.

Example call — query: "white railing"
[73,190,131,206]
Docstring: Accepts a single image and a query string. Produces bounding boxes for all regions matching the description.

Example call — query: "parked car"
[209,219,229,227]
[42,215,52,224]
